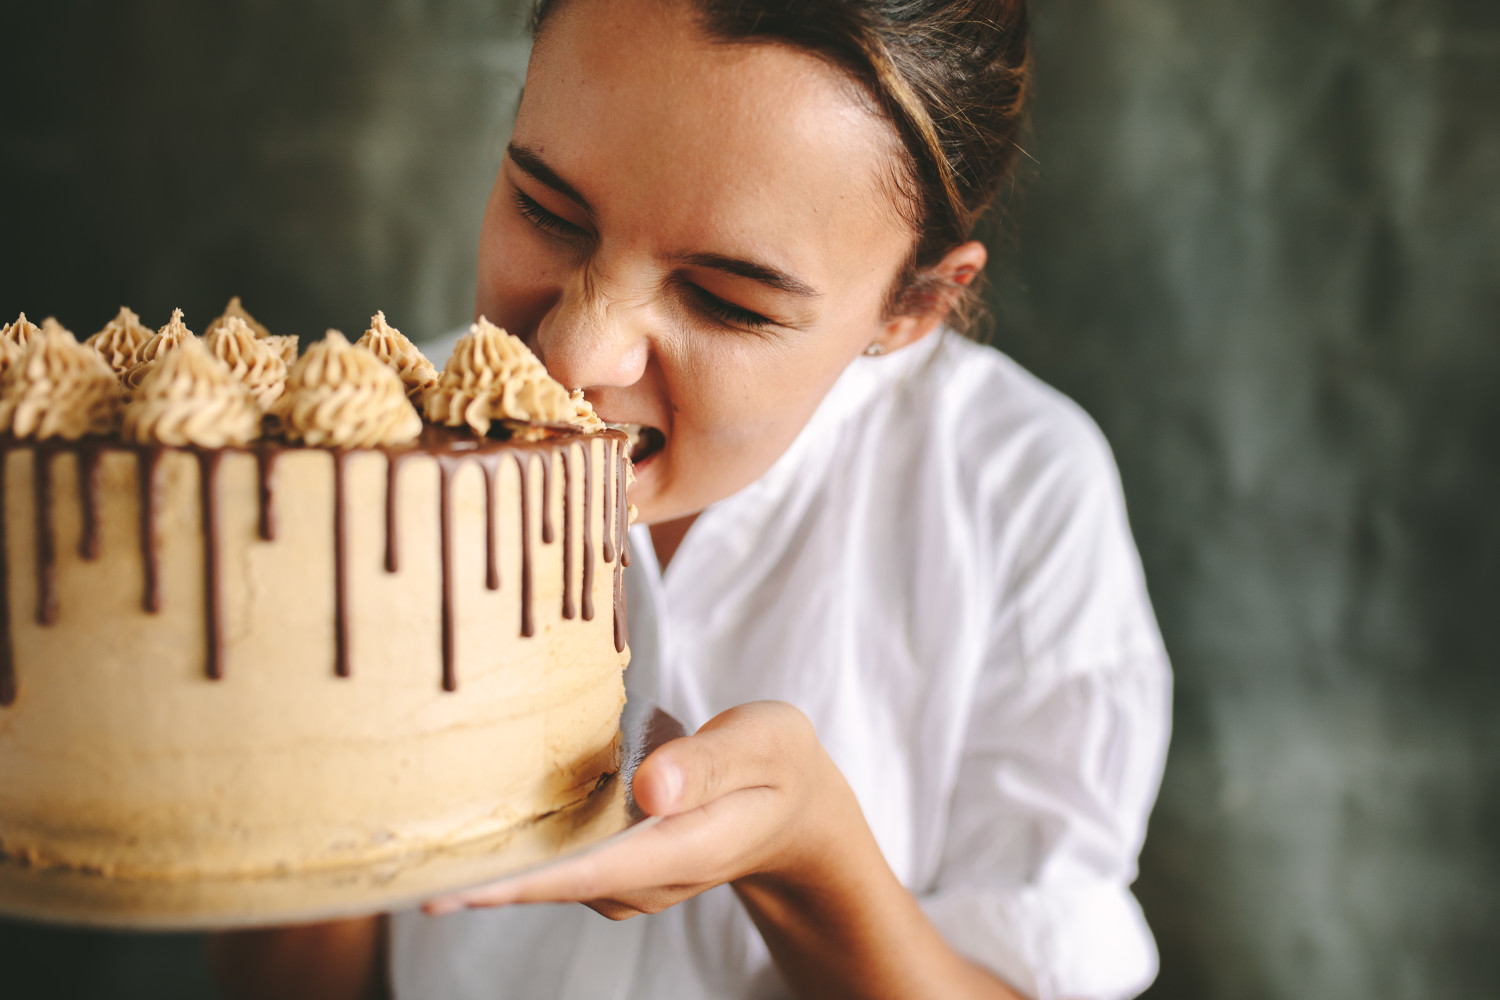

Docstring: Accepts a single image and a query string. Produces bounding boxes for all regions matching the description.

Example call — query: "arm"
[204,915,389,1000]
[427,702,1025,1000]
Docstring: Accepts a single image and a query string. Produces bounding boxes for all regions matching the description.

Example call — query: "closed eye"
[682,283,776,332]
[514,188,589,239]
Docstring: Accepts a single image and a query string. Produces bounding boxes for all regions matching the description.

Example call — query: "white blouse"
[391,332,1172,1000]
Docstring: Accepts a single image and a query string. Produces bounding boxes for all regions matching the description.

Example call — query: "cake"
[0,304,632,879]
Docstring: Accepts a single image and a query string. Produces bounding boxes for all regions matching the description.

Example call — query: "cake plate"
[0,699,684,931]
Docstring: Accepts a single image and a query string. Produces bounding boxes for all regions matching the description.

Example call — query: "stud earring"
[864,342,885,357]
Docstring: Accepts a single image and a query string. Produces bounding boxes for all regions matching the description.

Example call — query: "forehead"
[517,0,912,279]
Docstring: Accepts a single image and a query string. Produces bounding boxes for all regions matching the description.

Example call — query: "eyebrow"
[672,252,822,299]
[507,142,594,215]
[508,142,820,300]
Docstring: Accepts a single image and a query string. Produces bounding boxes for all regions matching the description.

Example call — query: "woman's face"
[476,0,917,525]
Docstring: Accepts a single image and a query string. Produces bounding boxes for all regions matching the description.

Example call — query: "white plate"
[0,699,684,931]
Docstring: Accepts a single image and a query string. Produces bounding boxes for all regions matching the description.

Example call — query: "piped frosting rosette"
[124,308,196,392]
[424,317,601,437]
[86,306,155,378]
[122,338,262,448]
[206,296,299,367]
[356,311,438,405]
[205,315,287,410]
[0,313,41,380]
[0,319,121,440]
[276,330,422,448]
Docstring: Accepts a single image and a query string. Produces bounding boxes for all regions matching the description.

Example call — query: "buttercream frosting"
[124,308,196,392]
[205,296,272,341]
[356,311,438,405]
[1,312,40,351]
[424,317,591,435]
[122,338,261,448]
[0,319,121,440]
[86,306,155,378]
[205,315,287,410]
[277,329,423,448]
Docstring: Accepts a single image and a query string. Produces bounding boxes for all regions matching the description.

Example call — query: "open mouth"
[607,423,666,465]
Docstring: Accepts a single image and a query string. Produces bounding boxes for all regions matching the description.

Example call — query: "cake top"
[0,303,604,450]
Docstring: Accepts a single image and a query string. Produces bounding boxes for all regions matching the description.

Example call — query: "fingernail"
[423,899,463,916]
[658,763,683,808]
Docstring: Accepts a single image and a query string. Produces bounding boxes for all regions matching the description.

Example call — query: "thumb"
[631,701,807,817]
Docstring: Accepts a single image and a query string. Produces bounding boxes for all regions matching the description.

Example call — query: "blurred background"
[1,0,1496,997]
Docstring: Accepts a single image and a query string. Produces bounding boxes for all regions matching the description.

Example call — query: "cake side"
[0,431,630,878]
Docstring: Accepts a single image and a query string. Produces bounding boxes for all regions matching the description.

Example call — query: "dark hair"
[530,0,1032,329]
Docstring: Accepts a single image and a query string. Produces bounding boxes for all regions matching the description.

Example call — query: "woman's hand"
[422,701,1024,1000]
[423,700,848,919]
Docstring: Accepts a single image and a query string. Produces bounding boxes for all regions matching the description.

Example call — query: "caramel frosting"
[0,318,121,440]
[425,317,592,435]
[266,334,300,367]
[121,338,261,448]
[2,312,40,350]
[356,311,438,405]
[205,315,288,410]
[277,329,423,448]
[569,389,607,433]
[205,295,272,341]
[124,308,196,392]
[86,306,155,377]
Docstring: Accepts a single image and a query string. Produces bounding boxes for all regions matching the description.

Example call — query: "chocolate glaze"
[581,439,595,622]
[198,451,225,680]
[561,446,575,621]
[32,447,58,626]
[515,452,535,639]
[137,448,164,614]
[0,427,628,704]
[77,444,102,561]
[255,445,280,542]
[332,451,352,679]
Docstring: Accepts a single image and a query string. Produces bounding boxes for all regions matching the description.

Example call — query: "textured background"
[1,1,1496,998]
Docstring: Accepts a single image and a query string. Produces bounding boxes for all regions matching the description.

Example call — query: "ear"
[870,241,988,354]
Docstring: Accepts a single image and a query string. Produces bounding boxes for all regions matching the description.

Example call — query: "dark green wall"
[1,2,1495,998]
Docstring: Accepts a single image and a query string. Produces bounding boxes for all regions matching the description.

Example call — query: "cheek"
[475,210,569,334]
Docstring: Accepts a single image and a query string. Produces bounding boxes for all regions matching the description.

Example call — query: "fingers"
[633,700,815,817]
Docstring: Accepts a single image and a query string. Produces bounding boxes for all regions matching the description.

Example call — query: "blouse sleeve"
[921,403,1172,1000]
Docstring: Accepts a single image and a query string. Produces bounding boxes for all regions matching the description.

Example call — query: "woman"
[210,1,1170,997]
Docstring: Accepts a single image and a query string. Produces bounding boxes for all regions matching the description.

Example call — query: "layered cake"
[0,304,632,879]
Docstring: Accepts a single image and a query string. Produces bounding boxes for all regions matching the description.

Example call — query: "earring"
[863,342,885,357]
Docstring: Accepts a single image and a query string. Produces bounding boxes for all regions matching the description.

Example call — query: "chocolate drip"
[539,450,554,545]
[613,444,630,653]
[516,452,534,639]
[332,452,352,679]
[137,448,164,614]
[602,437,616,564]
[581,439,594,622]
[32,448,58,626]
[0,451,13,707]
[255,445,279,542]
[384,452,411,574]
[481,455,501,591]
[561,446,574,620]
[198,451,226,680]
[77,445,102,561]
[438,456,457,690]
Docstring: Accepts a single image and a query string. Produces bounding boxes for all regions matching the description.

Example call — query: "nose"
[533,263,651,391]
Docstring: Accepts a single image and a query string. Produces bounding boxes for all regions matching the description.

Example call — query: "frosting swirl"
[0,318,121,440]
[122,338,261,448]
[205,296,272,341]
[276,330,422,448]
[356,311,438,405]
[124,308,196,392]
[266,335,300,367]
[205,315,287,410]
[424,317,589,435]
[1,312,40,351]
[86,306,155,377]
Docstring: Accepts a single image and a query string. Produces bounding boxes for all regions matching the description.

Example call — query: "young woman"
[209,1,1171,998]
